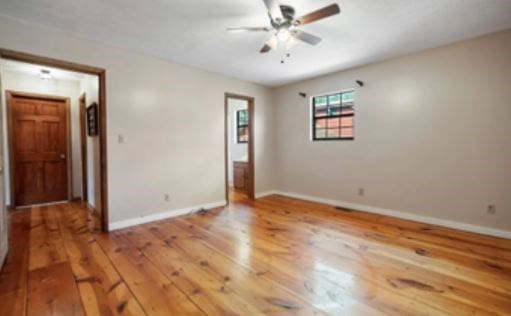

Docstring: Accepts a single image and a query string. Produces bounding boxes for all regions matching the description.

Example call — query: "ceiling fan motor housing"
[280,5,296,21]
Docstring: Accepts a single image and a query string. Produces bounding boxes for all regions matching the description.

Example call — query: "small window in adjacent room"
[237,109,249,143]
[312,90,354,141]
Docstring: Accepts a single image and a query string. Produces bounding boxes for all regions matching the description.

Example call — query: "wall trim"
[255,191,278,199]
[259,190,511,240]
[109,200,226,231]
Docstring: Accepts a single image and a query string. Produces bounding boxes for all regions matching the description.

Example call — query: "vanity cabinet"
[233,161,248,192]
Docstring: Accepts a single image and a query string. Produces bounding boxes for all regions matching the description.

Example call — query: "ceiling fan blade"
[227,27,271,33]
[295,4,340,25]
[260,44,272,53]
[291,30,322,45]
[262,0,283,22]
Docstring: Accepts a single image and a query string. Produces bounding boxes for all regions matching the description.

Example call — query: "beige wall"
[0,15,276,225]
[273,30,511,232]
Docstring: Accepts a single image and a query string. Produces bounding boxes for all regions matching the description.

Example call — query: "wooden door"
[8,93,69,207]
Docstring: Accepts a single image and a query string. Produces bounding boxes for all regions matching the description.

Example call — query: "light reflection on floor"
[312,261,360,313]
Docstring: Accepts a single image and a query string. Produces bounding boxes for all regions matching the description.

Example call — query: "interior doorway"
[7,91,71,207]
[0,48,108,231]
[224,93,255,203]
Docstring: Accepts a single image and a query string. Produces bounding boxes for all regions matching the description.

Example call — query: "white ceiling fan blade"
[227,27,271,33]
[291,30,322,45]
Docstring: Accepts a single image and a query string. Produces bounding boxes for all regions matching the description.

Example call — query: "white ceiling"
[0,59,87,82]
[0,0,510,87]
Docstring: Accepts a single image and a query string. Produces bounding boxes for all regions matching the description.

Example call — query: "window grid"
[312,90,354,141]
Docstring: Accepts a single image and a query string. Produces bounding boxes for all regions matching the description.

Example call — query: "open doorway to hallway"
[224,93,255,203]
[0,56,105,231]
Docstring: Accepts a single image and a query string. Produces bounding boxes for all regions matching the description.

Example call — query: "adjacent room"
[0,0,510,315]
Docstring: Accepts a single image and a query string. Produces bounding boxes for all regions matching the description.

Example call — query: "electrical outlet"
[487,205,496,215]
[164,194,171,202]
[118,134,125,144]
[358,188,365,196]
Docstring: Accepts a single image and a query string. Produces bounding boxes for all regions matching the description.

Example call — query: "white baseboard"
[261,190,511,240]
[255,191,278,199]
[109,200,226,231]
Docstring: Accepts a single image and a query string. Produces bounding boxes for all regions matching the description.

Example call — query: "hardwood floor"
[1,196,510,315]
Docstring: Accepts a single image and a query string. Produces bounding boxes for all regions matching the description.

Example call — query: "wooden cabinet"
[233,161,248,192]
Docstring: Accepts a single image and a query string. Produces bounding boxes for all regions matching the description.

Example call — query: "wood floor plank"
[254,197,511,294]
[168,217,411,315]
[27,262,84,316]
[123,224,324,315]
[0,211,31,316]
[231,197,511,314]
[55,203,146,316]
[262,194,511,258]
[178,208,483,315]
[95,231,205,315]
[1,193,510,315]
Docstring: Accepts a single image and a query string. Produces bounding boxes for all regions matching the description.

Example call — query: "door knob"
[60,154,66,159]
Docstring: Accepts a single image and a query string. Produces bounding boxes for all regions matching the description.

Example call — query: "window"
[312,90,354,141]
[237,109,249,143]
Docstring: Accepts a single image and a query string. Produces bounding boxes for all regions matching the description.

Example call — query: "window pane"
[342,106,354,115]
[238,110,248,126]
[327,128,340,138]
[315,96,327,106]
[315,118,327,129]
[341,127,354,138]
[314,105,327,117]
[327,118,339,128]
[342,91,354,102]
[328,94,341,105]
[340,116,353,127]
[327,106,341,116]
[315,128,326,139]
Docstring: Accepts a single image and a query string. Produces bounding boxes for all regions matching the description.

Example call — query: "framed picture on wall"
[87,103,99,136]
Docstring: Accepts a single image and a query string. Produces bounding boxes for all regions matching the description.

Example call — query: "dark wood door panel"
[9,93,69,207]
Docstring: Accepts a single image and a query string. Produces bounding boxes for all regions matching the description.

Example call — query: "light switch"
[118,134,126,144]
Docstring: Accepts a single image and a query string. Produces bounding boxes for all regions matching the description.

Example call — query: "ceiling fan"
[227,0,341,53]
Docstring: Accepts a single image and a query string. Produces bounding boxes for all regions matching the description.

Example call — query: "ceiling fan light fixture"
[276,28,291,42]
[285,36,297,50]
[268,35,279,50]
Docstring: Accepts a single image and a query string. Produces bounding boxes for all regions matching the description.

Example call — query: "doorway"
[0,48,108,231]
[7,91,71,207]
[224,93,255,203]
